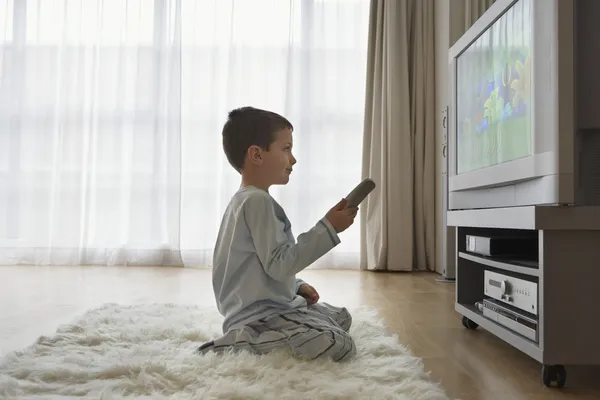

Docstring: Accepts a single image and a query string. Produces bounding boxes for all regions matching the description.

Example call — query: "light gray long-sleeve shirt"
[212,185,341,333]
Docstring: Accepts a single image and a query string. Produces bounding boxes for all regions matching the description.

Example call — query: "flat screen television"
[447,0,600,210]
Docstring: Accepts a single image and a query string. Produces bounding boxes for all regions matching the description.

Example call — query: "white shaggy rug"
[0,303,451,400]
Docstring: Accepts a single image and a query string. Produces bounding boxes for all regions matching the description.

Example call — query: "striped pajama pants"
[197,302,356,362]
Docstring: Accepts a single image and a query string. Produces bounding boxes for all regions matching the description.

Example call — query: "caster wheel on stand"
[461,316,479,330]
[542,364,566,388]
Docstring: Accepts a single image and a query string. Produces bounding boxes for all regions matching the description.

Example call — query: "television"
[447,0,600,210]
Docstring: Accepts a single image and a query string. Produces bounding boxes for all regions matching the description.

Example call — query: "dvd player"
[466,235,537,257]
[481,298,538,342]
[484,270,538,315]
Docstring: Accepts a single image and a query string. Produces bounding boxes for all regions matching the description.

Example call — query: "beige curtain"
[360,0,436,271]
[465,0,496,29]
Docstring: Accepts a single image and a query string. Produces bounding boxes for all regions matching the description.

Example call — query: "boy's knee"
[307,330,355,362]
[333,333,356,362]
[338,307,352,332]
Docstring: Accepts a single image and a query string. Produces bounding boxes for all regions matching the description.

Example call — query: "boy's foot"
[196,340,214,353]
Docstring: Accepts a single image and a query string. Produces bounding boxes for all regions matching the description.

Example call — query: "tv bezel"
[447,0,575,201]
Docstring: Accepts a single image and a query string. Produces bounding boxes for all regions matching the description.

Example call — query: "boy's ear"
[247,145,263,166]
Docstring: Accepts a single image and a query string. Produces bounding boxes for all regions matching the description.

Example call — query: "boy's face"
[263,128,296,185]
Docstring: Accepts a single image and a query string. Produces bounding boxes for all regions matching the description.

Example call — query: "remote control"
[345,178,376,208]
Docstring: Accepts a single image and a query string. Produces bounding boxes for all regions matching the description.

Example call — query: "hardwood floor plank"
[0,266,598,398]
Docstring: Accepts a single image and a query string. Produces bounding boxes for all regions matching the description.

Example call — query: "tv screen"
[456,0,532,175]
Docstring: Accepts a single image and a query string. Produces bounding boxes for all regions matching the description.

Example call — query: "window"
[0,0,369,266]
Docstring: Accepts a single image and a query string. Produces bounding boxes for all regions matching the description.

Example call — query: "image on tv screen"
[456,0,532,175]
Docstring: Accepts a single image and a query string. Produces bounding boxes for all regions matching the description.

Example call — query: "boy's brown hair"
[222,106,294,172]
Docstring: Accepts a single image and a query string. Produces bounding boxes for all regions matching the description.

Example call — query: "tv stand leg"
[461,316,479,330]
[542,364,567,388]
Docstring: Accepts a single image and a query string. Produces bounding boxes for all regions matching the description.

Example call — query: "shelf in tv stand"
[451,206,600,373]
[458,251,539,277]
[447,205,600,231]
[456,303,542,362]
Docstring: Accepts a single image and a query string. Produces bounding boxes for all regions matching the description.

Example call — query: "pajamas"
[211,186,342,334]
[198,302,355,362]
[209,185,352,362]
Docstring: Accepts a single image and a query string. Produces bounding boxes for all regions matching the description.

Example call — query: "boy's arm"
[244,193,340,282]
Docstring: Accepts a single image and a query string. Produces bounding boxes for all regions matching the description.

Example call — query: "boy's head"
[222,106,296,186]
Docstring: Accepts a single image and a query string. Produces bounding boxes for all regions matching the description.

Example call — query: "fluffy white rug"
[0,303,451,399]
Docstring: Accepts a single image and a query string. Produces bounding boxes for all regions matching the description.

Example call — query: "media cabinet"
[447,205,600,388]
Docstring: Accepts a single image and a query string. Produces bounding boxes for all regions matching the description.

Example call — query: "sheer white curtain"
[0,0,369,268]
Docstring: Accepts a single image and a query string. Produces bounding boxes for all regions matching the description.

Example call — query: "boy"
[197,106,358,362]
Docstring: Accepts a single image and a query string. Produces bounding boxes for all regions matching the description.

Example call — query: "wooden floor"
[1,266,598,399]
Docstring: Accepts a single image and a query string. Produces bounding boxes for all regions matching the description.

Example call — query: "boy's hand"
[298,283,320,306]
[326,199,358,233]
